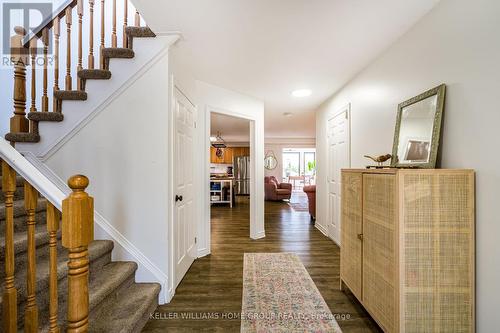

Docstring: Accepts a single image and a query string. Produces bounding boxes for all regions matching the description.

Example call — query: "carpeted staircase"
[0,162,160,332]
[5,26,157,144]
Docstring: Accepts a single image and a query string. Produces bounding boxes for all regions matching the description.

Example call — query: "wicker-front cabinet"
[340,169,475,333]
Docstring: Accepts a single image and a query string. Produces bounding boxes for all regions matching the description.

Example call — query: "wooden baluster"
[2,162,18,333]
[29,38,37,114]
[112,0,117,47]
[123,0,128,47]
[100,0,105,69]
[65,7,73,90]
[47,203,61,333]
[42,28,49,112]
[88,0,95,69]
[24,182,39,333]
[77,0,83,90]
[62,175,94,333]
[135,10,140,27]
[53,17,60,112]
[10,26,29,134]
[29,38,39,136]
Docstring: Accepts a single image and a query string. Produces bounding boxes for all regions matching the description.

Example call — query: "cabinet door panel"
[224,148,233,164]
[400,172,474,333]
[210,147,217,163]
[363,174,396,333]
[340,172,363,300]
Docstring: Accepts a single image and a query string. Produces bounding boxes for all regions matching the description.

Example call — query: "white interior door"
[173,87,197,288]
[327,107,350,245]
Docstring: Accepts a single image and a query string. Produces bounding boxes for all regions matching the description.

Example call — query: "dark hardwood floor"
[143,193,381,332]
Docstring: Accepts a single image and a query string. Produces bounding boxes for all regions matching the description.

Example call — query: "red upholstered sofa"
[264,176,292,201]
[303,185,316,220]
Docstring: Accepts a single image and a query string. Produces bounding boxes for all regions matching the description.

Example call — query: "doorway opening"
[209,112,252,246]
[279,147,317,218]
[282,148,316,191]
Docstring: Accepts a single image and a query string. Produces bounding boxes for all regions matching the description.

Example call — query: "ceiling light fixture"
[291,89,312,98]
[211,132,227,148]
[283,112,293,117]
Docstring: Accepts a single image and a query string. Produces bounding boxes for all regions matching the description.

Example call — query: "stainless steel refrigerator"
[233,156,250,195]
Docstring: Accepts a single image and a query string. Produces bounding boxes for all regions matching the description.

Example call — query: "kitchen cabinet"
[210,147,249,164]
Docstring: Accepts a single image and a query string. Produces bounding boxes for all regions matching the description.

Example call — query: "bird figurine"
[364,154,392,167]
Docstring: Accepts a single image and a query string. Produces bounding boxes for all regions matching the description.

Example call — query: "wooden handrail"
[23,0,77,46]
[1,143,94,332]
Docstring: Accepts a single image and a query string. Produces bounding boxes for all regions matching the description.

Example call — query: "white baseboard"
[251,231,266,240]
[315,222,328,237]
[166,286,175,304]
[22,151,170,304]
[197,247,210,258]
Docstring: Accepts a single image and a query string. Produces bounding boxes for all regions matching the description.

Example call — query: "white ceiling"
[135,0,440,139]
[211,112,250,143]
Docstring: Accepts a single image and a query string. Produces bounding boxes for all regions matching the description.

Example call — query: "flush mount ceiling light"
[291,89,312,98]
[283,112,293,117]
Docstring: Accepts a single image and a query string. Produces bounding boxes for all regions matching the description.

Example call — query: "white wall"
[315,0,500,330]
[45,51,171,303]
[264,138,315,180]
[196,80,265,253]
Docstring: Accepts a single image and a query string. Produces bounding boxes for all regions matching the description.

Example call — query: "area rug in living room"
[288,201,309,212]
[241,253,342,332]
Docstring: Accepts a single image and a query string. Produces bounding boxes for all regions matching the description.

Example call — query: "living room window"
[282,148,316,189]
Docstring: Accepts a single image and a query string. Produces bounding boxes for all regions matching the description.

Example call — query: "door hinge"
[194,237,197,244]
[194,121,197,128]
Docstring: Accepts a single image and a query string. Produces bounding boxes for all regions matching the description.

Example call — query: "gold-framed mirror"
[264,151,278,170]
[391,84,446,168]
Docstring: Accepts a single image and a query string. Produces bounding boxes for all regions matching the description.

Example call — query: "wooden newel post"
[62,175,94,333]
[10,26,29,134]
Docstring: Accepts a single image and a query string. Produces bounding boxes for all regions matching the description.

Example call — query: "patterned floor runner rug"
[241,253,342,332]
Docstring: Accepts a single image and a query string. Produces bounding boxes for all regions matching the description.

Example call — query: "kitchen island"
[210,178,233,207]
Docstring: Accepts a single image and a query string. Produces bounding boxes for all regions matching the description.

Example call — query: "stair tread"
[88,261,138,309]
[125,26,156,38]
[28,111,64,122]
[5,132,40,143]
[90,282,160,333]
[78,69,112,80]
[0,197,47,221]
[54,90,88,101]
[0,240,114,308]
[102,47,135,59]
[39,261,139,332]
